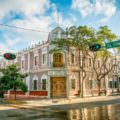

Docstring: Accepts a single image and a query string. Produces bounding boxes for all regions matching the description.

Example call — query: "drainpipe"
[65,51,69,99]
[104,65,106,96]
[26,50,30,96]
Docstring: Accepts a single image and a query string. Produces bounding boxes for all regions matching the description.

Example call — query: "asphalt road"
[0,97,120,120]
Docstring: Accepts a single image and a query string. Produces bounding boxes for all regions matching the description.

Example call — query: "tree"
[0,64,28,99]
[90,50,115,96]
[90,26,117,96]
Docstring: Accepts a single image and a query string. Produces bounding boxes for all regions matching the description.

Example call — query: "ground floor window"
[33,80,37,90]
[89,80,93,89]
[109,80,118,88]
[109,81,112,88]
[115,81,118,88]
[42,79,47,90]
[71,79,75,89]
[119,77,120,84]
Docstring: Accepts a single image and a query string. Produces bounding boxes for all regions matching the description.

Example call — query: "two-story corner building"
[0,27,117,98]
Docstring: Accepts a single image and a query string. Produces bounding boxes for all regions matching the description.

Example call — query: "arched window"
[41,74,47,90]
[70,75,76,90]
[42,79,47,90]
[71,79,75,89]
[53,53,64,67]
[33,80,37,90]
[32,75,38,90]
[34,56,38,66]
[71,53,75,64]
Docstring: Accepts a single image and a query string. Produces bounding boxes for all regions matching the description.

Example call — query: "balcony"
[50,63,66,68]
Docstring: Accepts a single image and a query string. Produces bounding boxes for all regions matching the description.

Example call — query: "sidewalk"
[9,95,120,108]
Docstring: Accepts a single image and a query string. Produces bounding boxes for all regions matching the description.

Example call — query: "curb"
[2,95,120,109]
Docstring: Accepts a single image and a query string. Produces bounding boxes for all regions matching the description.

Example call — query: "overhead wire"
[0,23,50,34]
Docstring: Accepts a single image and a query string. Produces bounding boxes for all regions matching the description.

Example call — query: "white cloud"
[0,0,75,53]
[5,37,20,48]
[0,0,52,52]
[99,17,109,22]
[95,0,116,18]
[69,13,77,22]
[0,43,8,54]
[0,0,50,19]
[72,0,116,21]
[51,5,75,28]
[0,43,16,54]
[72,0,93,17]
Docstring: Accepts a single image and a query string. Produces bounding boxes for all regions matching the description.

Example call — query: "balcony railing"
[50,63,66,68]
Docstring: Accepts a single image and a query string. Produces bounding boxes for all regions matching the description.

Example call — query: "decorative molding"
[33,75,38,81]
[42,47,47,54]
[41,74,47,80]
[48,70,67,76]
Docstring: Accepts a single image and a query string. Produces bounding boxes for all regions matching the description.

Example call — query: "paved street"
[0,96,120,120]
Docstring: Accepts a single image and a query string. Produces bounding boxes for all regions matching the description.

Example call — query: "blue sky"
[0,0,120,54]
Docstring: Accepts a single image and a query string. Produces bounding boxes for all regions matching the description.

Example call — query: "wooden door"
[51,77,66,97]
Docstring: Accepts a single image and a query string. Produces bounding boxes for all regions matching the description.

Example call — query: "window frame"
[53,53,64,67]
[33,80,38,90]
[42,53,47,65]
[34,56,38,66]
[89,80,93,89]
[41,79,47,90]
[71,79,76,89]
[21,60,24,69]
[71,53,75,64]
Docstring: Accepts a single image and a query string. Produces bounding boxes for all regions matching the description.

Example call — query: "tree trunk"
[14,90,16,100]
[80,50,84,98]
[98,81,101,96]
[78,70,81,97]
[81,79,84,98]
[78,49,81,97]
[14,85,17,100]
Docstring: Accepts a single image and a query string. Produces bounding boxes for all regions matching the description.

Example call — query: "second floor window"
[71,53,75,64]
[53,53,64,67]
[34,56,38,66]
[43,53,47,65]
[89,58,92,66]
[21,60,24,69]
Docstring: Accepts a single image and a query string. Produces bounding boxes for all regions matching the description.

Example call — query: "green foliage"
[51,25,117,52]
[97,49,112,59]
[97,26,117,42]
[50,25,100,52]
[19,82,28,92]
[0,64,28,97]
